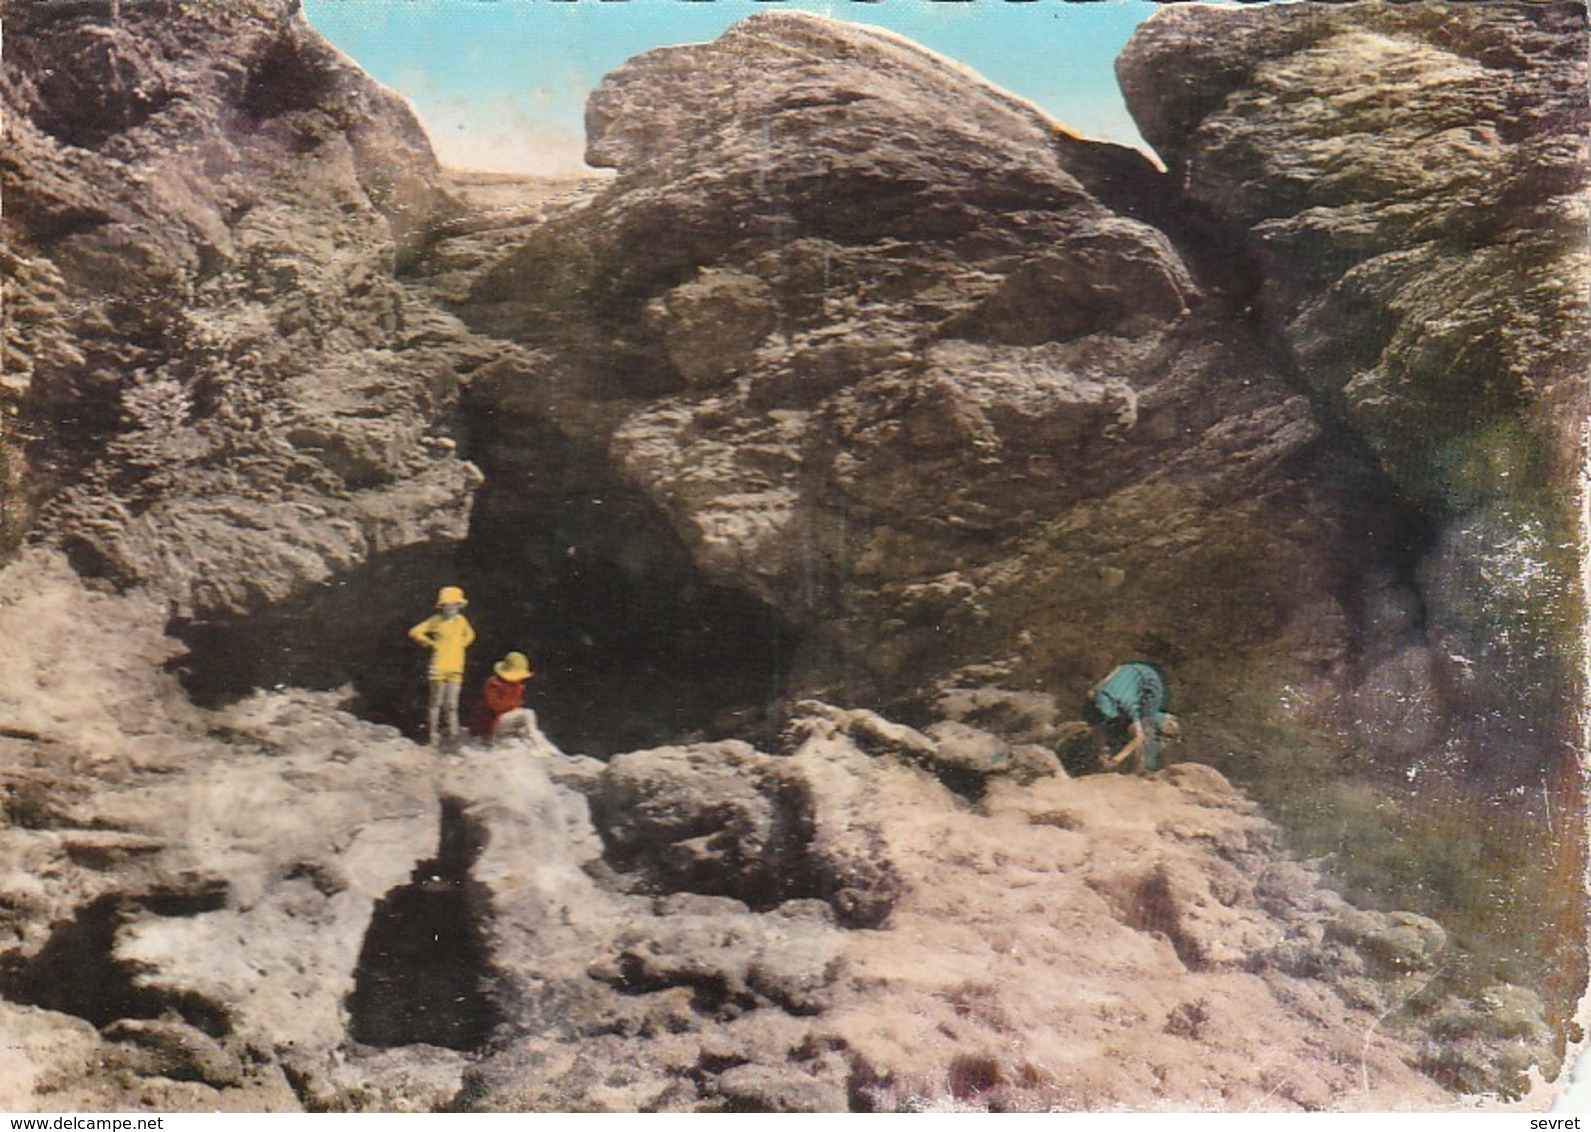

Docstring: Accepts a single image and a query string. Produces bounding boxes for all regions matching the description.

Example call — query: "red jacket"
[470,675,526,738]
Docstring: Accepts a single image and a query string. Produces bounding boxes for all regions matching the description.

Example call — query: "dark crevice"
[1127,869,1203,972]
[3,194,116,247]
[345,879,500,1050]
[0,885,232,1037]
[1054,134,1266,310]
[1307,432,1444,677]
[603,953,758,1018]
[62,533,139,590]
[240,33,339,123]
[947,1053,1002,1102]
[845,1055,891,1113]
[346,797,503,1051]
[587,767,900,929]
[588,775,822,914]
[169,541,459,736]
[929,763,988,805]
[164,333,798,755]
[1092,132,1447,689]
[458,411,800,754]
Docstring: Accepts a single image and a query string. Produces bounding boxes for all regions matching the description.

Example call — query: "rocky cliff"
[460,12,1337,724]
[441,4,1586,1036]
[2,0,476,616]
[455,4,1589,780]
[0,0,1585,1113]
[1117,0,1589,793]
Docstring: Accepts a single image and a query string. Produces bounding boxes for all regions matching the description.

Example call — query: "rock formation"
[0,561,1493,1111]
[0,0,1584,1113]
[1117,0,1589,792]
[443,7,1586,1051]
[2,0,476,617]
[460,12,1337,724]
[455,6,1587,785]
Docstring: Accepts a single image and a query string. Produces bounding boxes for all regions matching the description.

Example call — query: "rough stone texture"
[586,739,902,927]
[418,711,1468,1112]
[435,15,1586,1071]
[1,0,477,616]
[0,2,1584,1113]
[0,551,1558,1111]
[100,1019,245,1089]
[0,550,436,1111]
[454,11,1352,741]
[1118,1,1589,785]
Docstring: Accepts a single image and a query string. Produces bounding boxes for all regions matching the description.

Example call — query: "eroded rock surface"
[0,551,436,1111]
[0,549,1545,1111]
[433,13,1586,1074]
[0,0,1584,1114]
[456,11,1337,721]
[1118,1,1589,786]
[2,0,476,617]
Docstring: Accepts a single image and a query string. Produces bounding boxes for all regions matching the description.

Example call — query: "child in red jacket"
[471,651,536,744]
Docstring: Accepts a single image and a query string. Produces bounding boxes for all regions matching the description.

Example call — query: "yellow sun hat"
[495,652,532,682]
[436,585,467,607]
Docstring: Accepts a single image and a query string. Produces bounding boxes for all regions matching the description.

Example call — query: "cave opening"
[1308,436,1444,673]
[171,425,798,757]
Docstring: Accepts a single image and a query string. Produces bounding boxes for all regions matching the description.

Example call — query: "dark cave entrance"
[347,877,499,1049]
[171,428,797,757]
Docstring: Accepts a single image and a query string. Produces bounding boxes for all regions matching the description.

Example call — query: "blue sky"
[303,0,1163,175]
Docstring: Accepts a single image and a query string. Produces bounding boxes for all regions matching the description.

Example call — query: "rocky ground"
[0,0,1585,1113]
[0,543,1573,1111]
[0,547,1530,1112]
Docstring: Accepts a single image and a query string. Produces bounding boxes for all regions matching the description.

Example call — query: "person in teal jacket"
[1086,661,1180,774]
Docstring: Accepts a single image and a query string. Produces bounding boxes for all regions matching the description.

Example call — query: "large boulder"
[588,739,902,928]
[457,11,1347,724]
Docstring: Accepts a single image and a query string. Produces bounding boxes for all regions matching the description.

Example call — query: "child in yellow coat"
[408,585,476,746]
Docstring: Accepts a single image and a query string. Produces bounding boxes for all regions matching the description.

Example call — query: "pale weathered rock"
[584,737,901,928]
[0,560,1516,1111]
[0,553,437,1110]
[100,1019,244,1089]
[710,1060,849,1113]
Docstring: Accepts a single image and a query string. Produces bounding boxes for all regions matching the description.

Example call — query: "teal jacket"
[1092,662,1172,769]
